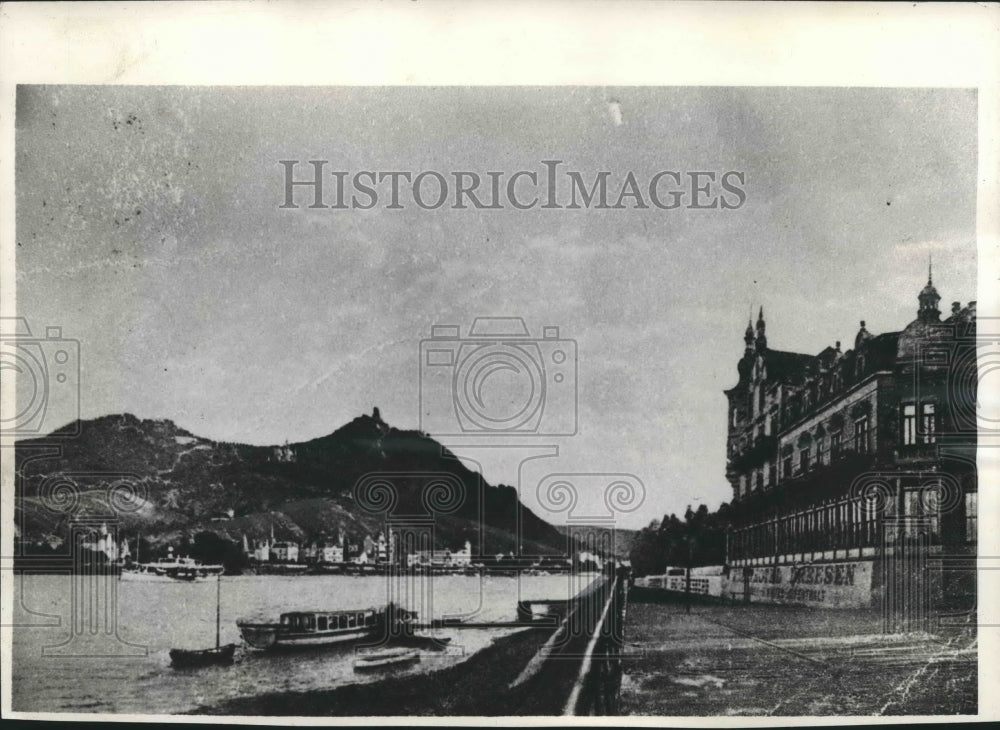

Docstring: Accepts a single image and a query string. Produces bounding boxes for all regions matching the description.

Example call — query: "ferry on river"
[237,604,416,650]
[120,555,224,582]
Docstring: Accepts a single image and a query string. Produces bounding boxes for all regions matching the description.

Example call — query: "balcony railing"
[894,443,940,463]
[728,435,778,471]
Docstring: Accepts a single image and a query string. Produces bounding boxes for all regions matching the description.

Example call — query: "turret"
[918,259,941,323]
[755,307,767,352]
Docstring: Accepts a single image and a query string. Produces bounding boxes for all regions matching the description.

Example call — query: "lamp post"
[685,536,693,614]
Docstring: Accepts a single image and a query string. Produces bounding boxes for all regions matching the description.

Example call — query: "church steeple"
[755,306,767,351]
[917,258,941,323]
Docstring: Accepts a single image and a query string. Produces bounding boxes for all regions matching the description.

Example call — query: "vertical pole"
[216,573,222,649]
[685,540,692,614]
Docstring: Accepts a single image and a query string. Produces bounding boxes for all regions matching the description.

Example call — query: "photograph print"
[4,80,984,719]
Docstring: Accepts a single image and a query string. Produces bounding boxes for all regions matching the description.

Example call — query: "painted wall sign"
[725,561,873,608]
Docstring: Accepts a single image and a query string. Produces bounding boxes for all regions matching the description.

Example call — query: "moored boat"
[121,554,224,583]
[353,647,420,671]
[171,574,235,668]
[237,604,416,651]
[169,643,237,668]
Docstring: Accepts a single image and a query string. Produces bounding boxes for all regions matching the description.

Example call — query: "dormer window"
[856,355,866,378]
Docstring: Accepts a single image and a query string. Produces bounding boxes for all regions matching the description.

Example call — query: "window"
[799,448,810,473]
[318,616,328,631]
[966,492,978,543]
[921,403,936,444]
[902,404,917,445]
[831,431,843,458]
[854,416,870,454]
[783,456,793,478]
[816,437,825,466]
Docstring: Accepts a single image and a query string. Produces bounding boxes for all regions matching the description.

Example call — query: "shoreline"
[192,626,553,716]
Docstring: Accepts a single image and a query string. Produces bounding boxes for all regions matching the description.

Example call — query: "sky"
[14,86,977,529]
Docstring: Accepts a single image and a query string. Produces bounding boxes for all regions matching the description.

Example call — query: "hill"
[554,524,638,558]
[14,409,568,559]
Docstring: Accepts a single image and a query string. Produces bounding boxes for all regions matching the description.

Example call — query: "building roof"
[763,349,814,384]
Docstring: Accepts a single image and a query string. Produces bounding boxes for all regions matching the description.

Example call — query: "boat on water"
[169,642,237,668]
[120,542,224,583]
[171,575,237,668]
[121,555,225,582]
[353,647,420,671]
[237,603,416,651]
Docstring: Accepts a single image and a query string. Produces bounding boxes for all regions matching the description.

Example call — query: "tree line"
[627,502,732,577]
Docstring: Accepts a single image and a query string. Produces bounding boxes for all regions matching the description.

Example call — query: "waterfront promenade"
[621,589,977,716]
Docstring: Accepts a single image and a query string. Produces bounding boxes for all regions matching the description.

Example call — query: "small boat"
[353,647,420,671]
[171,574,235,668]
[238,603,416,651]
[169,643,237,668]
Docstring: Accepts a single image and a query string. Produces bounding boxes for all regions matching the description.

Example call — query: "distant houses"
[25,518,607,575]
[242,529,483,571]
[406,541,473,570]
[80,522,130,563]
[245,529,402,568]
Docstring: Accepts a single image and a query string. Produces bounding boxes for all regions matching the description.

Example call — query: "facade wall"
[723,281,977,581]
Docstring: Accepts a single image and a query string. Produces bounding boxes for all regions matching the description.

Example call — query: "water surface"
[12,572,594,714]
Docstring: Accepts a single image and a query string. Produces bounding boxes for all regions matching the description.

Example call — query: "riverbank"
[193,626,553,716]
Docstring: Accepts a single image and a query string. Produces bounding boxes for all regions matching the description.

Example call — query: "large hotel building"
[723,271,977,603]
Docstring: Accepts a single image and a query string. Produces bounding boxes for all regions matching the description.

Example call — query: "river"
[11,572,594,715]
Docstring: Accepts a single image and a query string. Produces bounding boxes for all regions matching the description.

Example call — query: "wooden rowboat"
[353,647,420,671]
